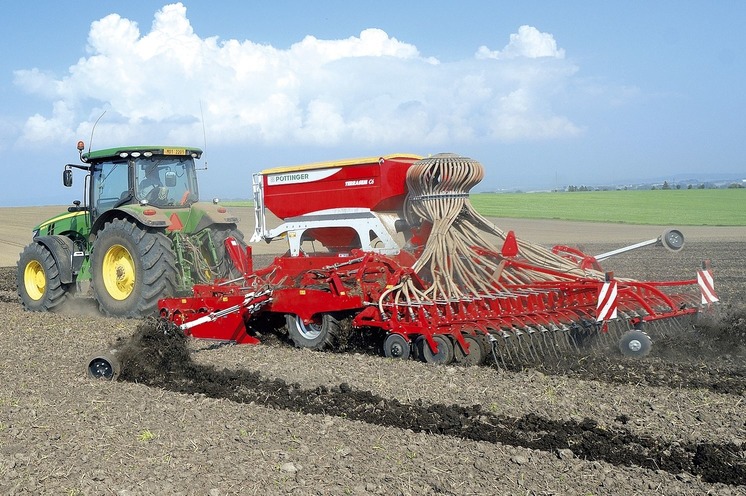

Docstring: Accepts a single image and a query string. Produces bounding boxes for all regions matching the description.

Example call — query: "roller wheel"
[454,334,486,366]
[87,353,121,380]
[619,329,652,358]
[92,219,177,317]
[286,313,340,350]
[383,333,411,359]
[203,226,248,280]
[17,243,69,311]
[416,335,454,365]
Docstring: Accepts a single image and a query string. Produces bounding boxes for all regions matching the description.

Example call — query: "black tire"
[205,226,248,280]
[454,334,487,366]
[87,353,121,380]
[17,242,69,311]
[286,313,340,350]
[91,219,177,317]
[619,329,652,358]
[383,333,411,359]
[416,335,454,365]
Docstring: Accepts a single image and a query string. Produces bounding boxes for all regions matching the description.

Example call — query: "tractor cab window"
[91,160,130,217]
[136,156,198,206]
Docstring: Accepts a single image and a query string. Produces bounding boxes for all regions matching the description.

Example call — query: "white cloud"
[13,3,580,148]
[475,25,565,60]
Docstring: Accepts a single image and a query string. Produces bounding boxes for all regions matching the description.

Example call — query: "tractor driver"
[138,163,168,204]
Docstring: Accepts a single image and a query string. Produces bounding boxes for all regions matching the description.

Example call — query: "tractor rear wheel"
[17,242,69,311]
[205,226,248,280]
[92,219,177,317]
[286,313,340,350]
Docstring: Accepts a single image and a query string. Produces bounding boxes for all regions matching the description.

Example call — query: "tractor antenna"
[199,100,208,171]
[88,110,107,154]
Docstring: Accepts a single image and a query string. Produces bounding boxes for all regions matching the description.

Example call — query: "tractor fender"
[90,207,172,235]
[188,202,241,232]
[33,235,77,284]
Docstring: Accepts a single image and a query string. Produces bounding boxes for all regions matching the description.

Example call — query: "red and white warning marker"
[596,273,618,322]
[697,260,719,305]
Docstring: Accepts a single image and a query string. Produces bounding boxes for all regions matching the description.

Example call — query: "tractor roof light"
[130,152,141,158]
[143,151,153,157]
[119,152,129,158]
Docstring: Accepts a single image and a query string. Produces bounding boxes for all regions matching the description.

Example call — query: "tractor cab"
[64,142,202,223]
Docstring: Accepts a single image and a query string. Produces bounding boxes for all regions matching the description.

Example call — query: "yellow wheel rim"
[23,260,46,301]
[101,244,136,301]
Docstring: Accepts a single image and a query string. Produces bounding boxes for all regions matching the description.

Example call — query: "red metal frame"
[159,244,705,355]
[156,154,710,356]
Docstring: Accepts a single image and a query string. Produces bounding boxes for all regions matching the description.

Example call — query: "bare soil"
[1,209,745,495]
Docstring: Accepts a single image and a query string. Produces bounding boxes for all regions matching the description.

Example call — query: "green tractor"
[17,141,247,317]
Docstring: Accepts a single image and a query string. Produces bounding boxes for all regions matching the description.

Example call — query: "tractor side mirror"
[63,169,73,187]
[164,171,177,188]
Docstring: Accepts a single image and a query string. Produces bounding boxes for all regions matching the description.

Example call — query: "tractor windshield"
[135,156,199,207]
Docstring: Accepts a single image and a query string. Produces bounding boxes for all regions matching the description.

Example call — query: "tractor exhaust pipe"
[594,228,684,262]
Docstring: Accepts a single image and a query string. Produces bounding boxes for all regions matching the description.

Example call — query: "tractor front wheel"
[286,313,340,350]
[17,243,69,311]
[92,219,177,317]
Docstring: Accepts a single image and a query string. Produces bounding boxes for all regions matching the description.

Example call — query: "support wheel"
[92,219,177,317]
[416,335,454,365]
[87,353,121,380]
[454,334,486,366]
[17,242,69,311]
[619,329,652,358]
[383,333,411,359]
[286,313,340,350]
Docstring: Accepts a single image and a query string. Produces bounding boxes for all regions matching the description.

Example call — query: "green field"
[470,189,746,226]
[225,188,746,226]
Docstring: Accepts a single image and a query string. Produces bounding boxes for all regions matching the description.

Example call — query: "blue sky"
[1,1,744,205]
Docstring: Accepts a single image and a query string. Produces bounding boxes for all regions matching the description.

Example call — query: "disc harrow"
[154,153,717,368]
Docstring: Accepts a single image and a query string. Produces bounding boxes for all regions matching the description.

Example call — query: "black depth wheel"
[383,333,411,359]
[87,354,121,380]
[454,334,486,366]
[417,335,454,365]
[619,329,652,358]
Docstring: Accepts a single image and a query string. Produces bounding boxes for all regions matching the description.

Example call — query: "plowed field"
[0,208,744,495]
